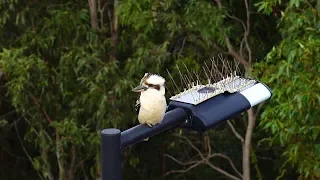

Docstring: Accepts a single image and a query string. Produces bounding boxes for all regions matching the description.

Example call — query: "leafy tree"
[255,0,320,179]
[1,0,317,179]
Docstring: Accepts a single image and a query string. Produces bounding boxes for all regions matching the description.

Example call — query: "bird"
[132,73,167,140]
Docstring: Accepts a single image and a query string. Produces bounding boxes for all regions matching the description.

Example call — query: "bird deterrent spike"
[168,54,259,105]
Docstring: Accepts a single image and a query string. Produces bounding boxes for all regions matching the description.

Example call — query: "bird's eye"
[154,84,160,90]
[145,83,160,90]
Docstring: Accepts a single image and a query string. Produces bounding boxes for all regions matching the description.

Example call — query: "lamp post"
[101,129,122,180]
[101,78,271,180]
[100,108,188,180]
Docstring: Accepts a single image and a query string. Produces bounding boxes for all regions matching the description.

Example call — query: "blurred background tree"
[0,0,318,180]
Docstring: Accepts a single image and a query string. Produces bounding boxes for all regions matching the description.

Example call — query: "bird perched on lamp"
[132,73,167,140]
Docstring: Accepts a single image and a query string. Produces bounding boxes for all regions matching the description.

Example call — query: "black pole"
[121,107,188,149]
[101,128,122,180]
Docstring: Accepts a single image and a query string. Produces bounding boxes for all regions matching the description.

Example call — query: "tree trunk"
[88,0,98,30]
[242,108,256,180]
[110,0,119,61]
[68,145,76,180]
[56,130,65,180]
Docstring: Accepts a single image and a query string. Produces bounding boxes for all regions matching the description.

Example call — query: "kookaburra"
[132,73,167,128]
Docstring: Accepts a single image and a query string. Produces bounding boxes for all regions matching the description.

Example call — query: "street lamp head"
[168,76,272,132]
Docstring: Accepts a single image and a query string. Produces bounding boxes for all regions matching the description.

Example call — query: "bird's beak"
[132,85,148,92]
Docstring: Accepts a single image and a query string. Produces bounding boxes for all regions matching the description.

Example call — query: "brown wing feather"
[135,94,141,114]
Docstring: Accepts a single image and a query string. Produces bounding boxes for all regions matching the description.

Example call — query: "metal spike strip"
[169,75,257,105]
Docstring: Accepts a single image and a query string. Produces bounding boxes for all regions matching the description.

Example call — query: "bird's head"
[132,73,166,95]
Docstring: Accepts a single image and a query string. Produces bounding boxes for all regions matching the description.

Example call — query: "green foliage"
[0,0,318,179]
[0,2,132,178]
[256,0,320,179]
[0,119,8,127]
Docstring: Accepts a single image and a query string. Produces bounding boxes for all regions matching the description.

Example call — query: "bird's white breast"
[138,90,167,125]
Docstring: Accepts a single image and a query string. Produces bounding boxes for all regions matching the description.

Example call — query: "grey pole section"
[101,128,122,180]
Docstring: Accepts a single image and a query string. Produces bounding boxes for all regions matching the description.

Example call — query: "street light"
[101,77,271,180]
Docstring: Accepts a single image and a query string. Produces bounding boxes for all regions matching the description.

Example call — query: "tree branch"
[204,152,243,179]
[255,102,265,119]
[225,35,250,68]
[204,133,212,156]
[14,118,45,180]
[175,135,205,159]
[205,158,241,180]
[225,0,252,64]
[227,120,245,143]
[214,1,254,179]
[111,0,119,61]
[30,95,52,123]
[98,0,112,29]
[164,160,203,176]
[204,134,242,178]
[56,130,65,180]
[214,0,251,69]
[244,0,252,64]
[164,154,200,166]
[68,145,77,180]
[225,13,247,61]
[167,134,242,180]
